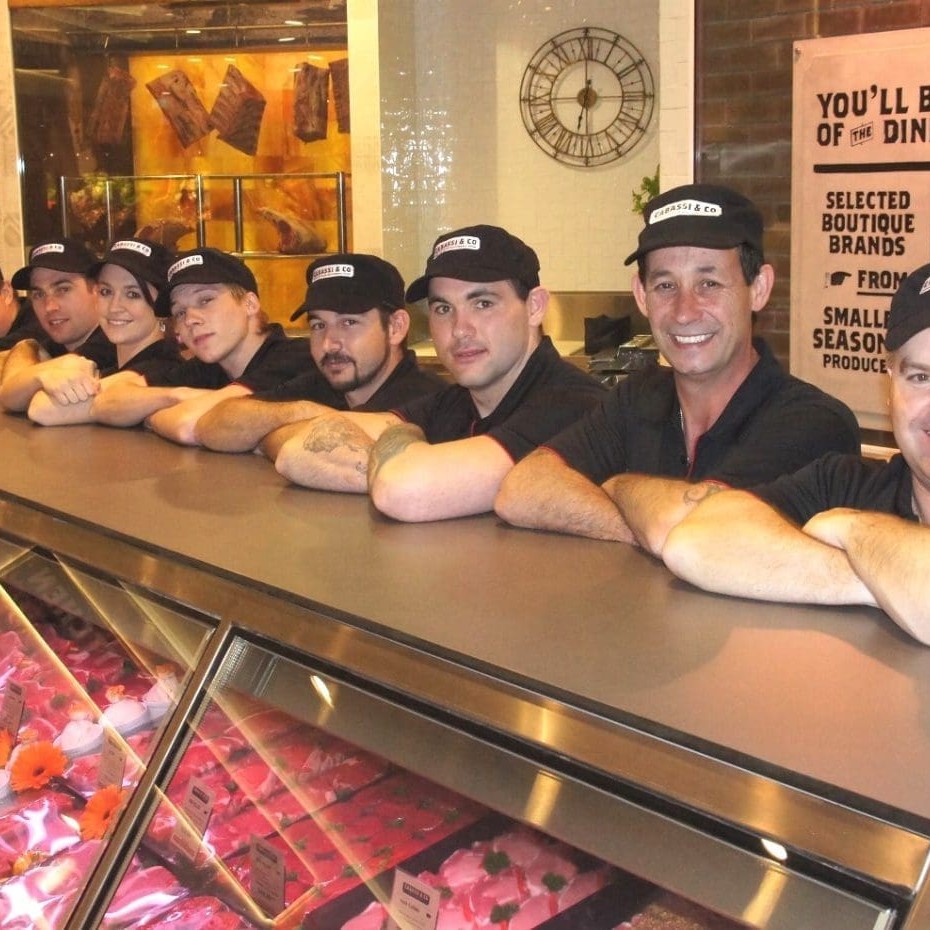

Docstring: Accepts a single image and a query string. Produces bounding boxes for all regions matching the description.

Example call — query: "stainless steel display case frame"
[0,492,927,930]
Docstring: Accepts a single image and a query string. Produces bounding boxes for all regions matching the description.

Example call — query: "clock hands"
[576,78,596,131]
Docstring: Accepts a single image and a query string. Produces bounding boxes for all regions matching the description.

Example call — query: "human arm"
[195,396,339,453]
[601,474,729,556]
[90,377,198,428]
[803,509,930,644]
[494,448,634,542]
[274,411,401,491]
[368,427,513,522]
[146,383,252,446]
[27,370,142,427]
[0,342,99,412]
[661,489,877,606]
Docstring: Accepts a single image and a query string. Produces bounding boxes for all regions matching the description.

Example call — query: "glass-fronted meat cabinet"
[0,499,926,930]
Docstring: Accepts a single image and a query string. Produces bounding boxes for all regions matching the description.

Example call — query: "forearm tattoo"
[683,481,726,505]
[302,419,372,475]
[368,423,426,488]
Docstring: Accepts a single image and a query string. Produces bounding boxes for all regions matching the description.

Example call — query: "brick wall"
[696,0,930,364]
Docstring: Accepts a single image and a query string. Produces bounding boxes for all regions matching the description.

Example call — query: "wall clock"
[519,26,655,168]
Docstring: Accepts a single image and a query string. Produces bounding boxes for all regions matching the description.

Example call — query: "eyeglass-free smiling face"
[30,268,99,351]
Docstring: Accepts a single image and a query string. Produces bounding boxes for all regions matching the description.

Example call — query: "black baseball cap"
[886,262,930,351]
[89,238,174,316]
[290,253,405,322]
[161,248,257,313]
[405,225,540,303]
[11,238,97,290]
[624,183,765,265]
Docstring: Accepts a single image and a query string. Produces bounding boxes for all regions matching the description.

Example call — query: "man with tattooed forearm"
[610,264,930,646]
[274,225,605,522]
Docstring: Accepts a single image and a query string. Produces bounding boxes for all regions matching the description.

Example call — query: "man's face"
[633,246,773,390]
[308,308,395,396]
[30,267,98,351]
[427,277,545,414]
[889,328,930,497]
[170,283,255,367]
[0,282,16,337]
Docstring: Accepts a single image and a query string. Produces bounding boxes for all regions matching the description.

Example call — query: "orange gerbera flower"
[79,785,126,840]
[0,729,12,768]
[9,741,68,792]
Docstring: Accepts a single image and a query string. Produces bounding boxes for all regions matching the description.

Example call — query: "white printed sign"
[791,28,930,430]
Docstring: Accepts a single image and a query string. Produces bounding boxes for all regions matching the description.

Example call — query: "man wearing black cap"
[495,183,860,542]
[274,224,605,521]
[651,262,930,645]
[195,253,443,454]
[91,247,309,442]
[0,238,117,412]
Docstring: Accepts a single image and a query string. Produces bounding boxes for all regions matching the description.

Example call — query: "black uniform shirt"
[393,337,606,462]
[546,338,861,487]
[258,349,445,412]
[46,327,117,372]
[111,338,183,381]
[752,453,917,525]
[147,325,311,392]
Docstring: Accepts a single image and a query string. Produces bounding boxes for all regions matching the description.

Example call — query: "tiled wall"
[375,0,666,295]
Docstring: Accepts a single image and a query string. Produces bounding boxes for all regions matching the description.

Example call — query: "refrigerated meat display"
[0,420,928,930]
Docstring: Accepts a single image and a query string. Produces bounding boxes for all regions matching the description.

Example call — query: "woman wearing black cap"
[27,238,182,426]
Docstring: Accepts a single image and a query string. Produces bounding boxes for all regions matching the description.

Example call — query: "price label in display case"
[250,834,286,917]
[0,681,25,739]
[387,868,440,930]
[171,776,216,862]
[97,727,127,789]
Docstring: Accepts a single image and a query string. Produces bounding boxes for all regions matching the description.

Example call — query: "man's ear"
[526,286,549,327]
[387,308,410,346]
[245,292,260,317]
[749,264,775,315]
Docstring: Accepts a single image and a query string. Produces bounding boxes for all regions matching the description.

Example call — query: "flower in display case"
[80,785,127,840]
[9,740,68,792]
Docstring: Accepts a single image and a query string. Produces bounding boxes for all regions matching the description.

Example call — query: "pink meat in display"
[0,839,102,929]
[337,826,615,930]
[102,860,188,928]
[130,894,258,930]
[0,795,82,878]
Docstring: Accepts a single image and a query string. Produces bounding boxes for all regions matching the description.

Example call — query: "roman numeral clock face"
[519,26,655,167]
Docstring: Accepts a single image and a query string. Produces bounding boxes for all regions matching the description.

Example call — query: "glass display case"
[0,541,214,928]
[0,510,922,930]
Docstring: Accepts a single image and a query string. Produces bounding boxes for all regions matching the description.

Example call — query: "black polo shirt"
[113,338,183,381]
[753,453,917,525]
[45,326,117,371]
[547,338,861,486]
[393,337,606,462]
[258,349,444,412]
[147,325,311,392]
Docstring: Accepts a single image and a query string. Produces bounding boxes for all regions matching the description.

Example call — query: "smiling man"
[0,239,117,412]
[656,262,930,645]
[494,183,860,542]
[273,224,605,521]
[195,253,443,455]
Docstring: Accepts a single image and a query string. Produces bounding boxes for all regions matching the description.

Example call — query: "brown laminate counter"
[0,413,928,832]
